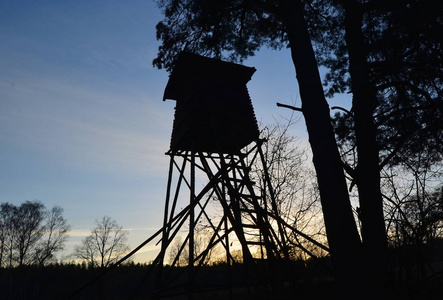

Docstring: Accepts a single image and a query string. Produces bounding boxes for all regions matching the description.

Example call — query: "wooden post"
[188,152,195,299]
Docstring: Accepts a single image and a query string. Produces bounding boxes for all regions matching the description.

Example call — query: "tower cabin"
[163,52,259,154]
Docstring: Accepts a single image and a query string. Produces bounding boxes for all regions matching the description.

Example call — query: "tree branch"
[276,102,303,112]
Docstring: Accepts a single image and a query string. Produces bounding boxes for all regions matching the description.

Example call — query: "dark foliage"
[153,0,287,72]
[317,1,443,169]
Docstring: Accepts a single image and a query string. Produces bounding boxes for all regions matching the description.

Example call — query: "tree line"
[0,201,129,268]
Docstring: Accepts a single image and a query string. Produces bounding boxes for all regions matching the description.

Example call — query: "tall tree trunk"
[280,0,365,297]
[342,0,389,297]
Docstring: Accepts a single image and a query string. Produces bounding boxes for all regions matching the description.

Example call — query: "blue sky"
[0,0,350,262]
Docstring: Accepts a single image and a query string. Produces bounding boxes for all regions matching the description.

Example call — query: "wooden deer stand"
[156,52,290,296]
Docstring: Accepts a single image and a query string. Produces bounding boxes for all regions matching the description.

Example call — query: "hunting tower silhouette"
[157,52,290,293]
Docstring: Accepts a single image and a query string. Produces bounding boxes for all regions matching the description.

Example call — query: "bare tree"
[33,206,71,266]
[0,203,15,267]
[73,216,130,268]
[383,158,443,248]
[0,201,70,267]
[254,119,327,259]
[168,235,186,267]
[14,201,46,266]
[168,227,219,266]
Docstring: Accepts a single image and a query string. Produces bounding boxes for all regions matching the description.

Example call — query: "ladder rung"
[246,241,265,246]
[227,178,255,185]
[239,207,256,214]
[241,223,258,229]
